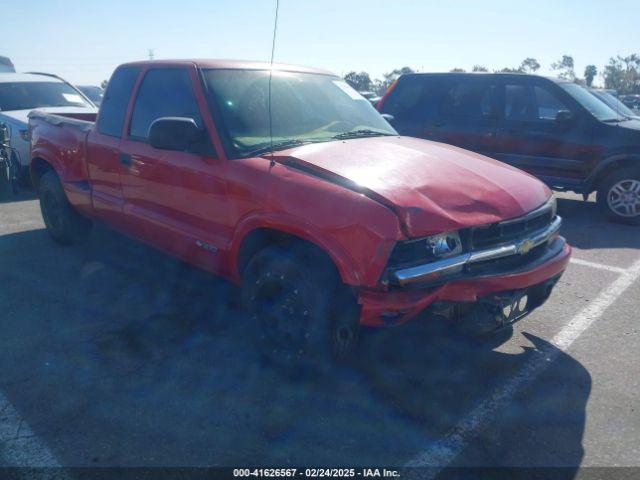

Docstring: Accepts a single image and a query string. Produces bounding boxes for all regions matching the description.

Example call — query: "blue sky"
[5,0,639,85]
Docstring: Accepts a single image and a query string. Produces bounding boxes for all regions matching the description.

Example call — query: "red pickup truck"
[29,60,571,368]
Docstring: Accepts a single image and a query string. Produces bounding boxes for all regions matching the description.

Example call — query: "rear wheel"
[242,245,359,372]
[597,168,640,225]
[38,170,92,245]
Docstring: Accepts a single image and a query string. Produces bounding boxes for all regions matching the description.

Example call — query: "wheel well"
[591,158,640,192]
[30,157,54,191]
[237,228,358,313]
[237,228,340,281]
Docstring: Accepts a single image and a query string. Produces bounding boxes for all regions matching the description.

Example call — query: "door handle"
[119,153,132,167]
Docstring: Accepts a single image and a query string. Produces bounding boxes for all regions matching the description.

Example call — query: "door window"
[534,86,569,120]
[441,81,495,118]
[504,84,534,121]
[129,69,202,141]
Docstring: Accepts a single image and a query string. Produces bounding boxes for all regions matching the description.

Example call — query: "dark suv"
[378,73,640,223]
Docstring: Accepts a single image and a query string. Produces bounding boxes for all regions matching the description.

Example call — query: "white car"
[0,72,97,180]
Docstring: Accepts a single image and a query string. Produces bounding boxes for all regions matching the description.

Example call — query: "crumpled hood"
[278,136,551,236]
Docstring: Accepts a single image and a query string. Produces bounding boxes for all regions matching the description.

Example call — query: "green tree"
[472,65,488,72]
[584,65,598,87]
[343,71,373,92]
[603,54,640,94]
[551,55,575,80]
[520,57,540,73]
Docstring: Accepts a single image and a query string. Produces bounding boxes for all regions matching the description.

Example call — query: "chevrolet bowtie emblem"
[519,239,536,255]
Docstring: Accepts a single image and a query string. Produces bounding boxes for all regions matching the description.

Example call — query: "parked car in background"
[0,56,15,73]
[28,60,569,368]
[358,90,381,106]
[378,72,640,224]
[620,94,640,114]
[76,85,104,106]
[590,89,640,120]
[0,72,96,181]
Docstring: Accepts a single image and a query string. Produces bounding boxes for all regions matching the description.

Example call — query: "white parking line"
[570,257,627,274]
[406,256,640,474]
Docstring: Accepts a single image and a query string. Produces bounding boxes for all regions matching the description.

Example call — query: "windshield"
[559,83,620,121]
[202,69,396,157]
[0,81,92,111]
[77,86,103,105]
[591,90,637,118]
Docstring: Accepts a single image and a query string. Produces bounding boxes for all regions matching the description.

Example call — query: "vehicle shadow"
[556,196,640,250]
[0,225,590,473]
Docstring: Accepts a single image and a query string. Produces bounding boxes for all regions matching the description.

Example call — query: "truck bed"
[29,110,97,213]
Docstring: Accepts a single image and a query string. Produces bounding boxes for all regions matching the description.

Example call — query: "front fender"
[230,213,363,286]
[586,153,640,192]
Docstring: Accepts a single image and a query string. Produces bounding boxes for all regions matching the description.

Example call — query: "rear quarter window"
[441,80,495,119]
[380,76,441,125]
[97,66,140,137]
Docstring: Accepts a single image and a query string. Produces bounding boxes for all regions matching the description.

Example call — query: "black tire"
[241,244,359,372]
[597,167,640,225]
[38,170,92,245]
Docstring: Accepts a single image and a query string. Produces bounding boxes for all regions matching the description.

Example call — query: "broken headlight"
[387,231,464,268]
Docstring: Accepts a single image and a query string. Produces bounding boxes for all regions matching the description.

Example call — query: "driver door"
[493,78,593,182]
[118,66,229,272]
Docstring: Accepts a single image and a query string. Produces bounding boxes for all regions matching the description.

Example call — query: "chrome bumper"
[392,215,563,286]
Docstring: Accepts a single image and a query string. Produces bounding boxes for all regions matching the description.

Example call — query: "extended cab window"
[379,77,427,122]
[97,66,139,137]
[129,69,202,141]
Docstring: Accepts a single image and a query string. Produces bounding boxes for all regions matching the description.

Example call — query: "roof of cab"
[400,72,566,83]
[0,72,65,83]
[117,59,337,76]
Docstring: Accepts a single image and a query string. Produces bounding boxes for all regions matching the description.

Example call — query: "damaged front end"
[426,274,562,336]
[358,196,571,329]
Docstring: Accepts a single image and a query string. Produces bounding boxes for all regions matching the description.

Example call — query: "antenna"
[268,0,280,165]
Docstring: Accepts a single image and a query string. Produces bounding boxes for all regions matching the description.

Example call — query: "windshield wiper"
[332,129,394,140]
[241,139,310,158]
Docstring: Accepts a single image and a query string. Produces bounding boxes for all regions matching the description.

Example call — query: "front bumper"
[358,236,571,327]
[390,215,562,287]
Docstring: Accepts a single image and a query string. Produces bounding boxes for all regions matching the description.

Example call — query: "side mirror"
[381,113,396,126]
[555,110,574,124]
[148,117,203,151]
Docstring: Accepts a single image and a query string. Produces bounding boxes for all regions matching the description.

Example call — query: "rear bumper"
[358,236,571,327]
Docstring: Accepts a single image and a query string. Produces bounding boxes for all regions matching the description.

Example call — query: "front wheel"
[597,168,640,225]
[241,245,359,372]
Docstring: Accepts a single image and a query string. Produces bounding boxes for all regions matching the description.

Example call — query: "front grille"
[465,242,548,276]
[471,204,554,250]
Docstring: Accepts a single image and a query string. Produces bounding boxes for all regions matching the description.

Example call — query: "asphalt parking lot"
[0,190,639,478]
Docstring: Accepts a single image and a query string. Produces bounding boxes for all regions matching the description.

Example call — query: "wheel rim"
[607,179,640,218]
[42,190,64,233]
[253,273,310,362]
